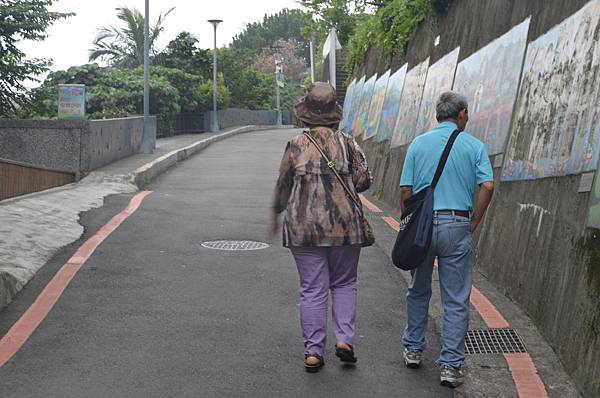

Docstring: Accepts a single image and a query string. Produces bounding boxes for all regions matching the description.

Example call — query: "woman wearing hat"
[272,82,372,372]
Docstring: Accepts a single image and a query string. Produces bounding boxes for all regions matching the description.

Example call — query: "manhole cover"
[465,328,527,354]
[201,240,269,251]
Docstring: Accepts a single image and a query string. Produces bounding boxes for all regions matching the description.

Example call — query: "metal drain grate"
[201,240,269,251]
[465,328,527,354]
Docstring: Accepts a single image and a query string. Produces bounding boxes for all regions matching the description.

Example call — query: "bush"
[346,0,435,74]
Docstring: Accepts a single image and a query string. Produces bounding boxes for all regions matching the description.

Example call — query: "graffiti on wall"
[453,19,530,156]
[340,78,356,132]
[502,0,600,181]
[414,47,460,137]
[344,76,365,135]
[365,70,391,139]
[353,74,377,138]
[391,58,429,148]
[376,64,408,143]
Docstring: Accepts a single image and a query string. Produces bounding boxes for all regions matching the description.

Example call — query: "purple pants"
[290,245,361,356]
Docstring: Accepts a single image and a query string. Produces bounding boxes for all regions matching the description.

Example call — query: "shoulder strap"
[431,129,460,189]
[303,131,363,211]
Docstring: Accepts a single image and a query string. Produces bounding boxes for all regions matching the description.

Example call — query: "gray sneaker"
[403,348,422,368]
[440,365,464,388]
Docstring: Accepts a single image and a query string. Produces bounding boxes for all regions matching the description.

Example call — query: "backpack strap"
[431,129,461,189]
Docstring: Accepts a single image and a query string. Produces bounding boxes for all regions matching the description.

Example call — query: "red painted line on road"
[504,353,548,398]
[470,287,510,328]
[359,194,383,213]
[0,191,152,368]
[378,211,547,398]
[382,216,400,231]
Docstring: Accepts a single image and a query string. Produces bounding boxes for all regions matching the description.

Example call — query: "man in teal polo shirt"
[399,91,494,388]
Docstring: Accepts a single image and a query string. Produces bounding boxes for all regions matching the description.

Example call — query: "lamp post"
[208,19,222,132]
[140,0,153,153]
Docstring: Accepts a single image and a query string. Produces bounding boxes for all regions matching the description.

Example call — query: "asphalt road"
[0,128,451,398]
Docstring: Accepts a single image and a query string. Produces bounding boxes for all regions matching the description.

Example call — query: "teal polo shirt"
[400,121,493,211]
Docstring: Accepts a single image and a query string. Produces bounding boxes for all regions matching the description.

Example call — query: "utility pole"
[140,0,153,153]
[208,19,223,132]
[275,58,283,126]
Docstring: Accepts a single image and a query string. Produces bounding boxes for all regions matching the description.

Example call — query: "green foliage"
[0,0,71,116]
[89,6,174,67]
[155,32,212,80]
[195,78,231,111]
[345,13,378,76]
[21,64,230,119]
[346,0,434,74]
[298,0,368,45]
[231,9,310,59]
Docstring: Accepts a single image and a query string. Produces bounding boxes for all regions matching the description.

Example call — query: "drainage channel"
[201,240,270,251]
[465,328,527,354]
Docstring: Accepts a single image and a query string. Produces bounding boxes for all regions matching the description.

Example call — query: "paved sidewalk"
[0,126,287,311]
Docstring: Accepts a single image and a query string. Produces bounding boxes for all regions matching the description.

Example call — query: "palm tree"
[89,6,174,67]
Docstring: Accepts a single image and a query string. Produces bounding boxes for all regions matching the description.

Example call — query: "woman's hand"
[270,212,280,239]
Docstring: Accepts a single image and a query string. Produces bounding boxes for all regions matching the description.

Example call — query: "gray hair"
[436,91,468,119]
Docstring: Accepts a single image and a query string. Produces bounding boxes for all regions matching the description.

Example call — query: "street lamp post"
[140,0,153,153]
[208,19,222,132]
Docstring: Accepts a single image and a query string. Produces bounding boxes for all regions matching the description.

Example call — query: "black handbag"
[303,131,375,247]
[391,129,460,270]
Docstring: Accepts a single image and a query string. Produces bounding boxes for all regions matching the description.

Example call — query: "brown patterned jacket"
[273,127,372,247]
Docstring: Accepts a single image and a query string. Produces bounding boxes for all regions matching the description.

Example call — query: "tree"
[21,63,230,120]
[231,9,310,59]
[254,38,308,84]
[298,0,370,45]
[0,0,71,116]
[89,6,173,67]
[156,32,212,80]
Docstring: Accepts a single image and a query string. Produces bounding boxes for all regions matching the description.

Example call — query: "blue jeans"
[401,214,473,369]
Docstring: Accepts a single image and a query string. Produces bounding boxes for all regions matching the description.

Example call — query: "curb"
[132,125,284,188]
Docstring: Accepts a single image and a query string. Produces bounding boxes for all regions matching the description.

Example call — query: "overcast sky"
[20,0,300,84]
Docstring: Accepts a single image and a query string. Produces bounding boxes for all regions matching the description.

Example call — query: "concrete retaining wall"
[204,108,292,130]
[84,117,155,171]
[0,120,86,173]
[353,0,600,396]
[0,117,156,174]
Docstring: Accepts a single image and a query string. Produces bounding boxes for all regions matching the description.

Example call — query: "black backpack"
[392,129,461,270]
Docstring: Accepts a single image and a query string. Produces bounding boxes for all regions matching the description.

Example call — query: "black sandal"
[335,344,357,363]
[304,354,324,373]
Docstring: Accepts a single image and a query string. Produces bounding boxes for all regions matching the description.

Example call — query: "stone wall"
[0,117,156,175]
[84,117,155,171]
[0,120,86,174]
[204,108,292,130]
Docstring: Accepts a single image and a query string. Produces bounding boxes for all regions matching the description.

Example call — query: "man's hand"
[400,186,413,213]
[471,181,494,233]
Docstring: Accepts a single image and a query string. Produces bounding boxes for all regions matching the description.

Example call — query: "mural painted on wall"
[453,19,530,156]
[414,48,460,137]
[376,64,407,143]
[365,70,390,140]
[344,76,365,135]
[340,78,356,132]
[353,74,377,138]
[391,58,429,148]
[502,0,600,181]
